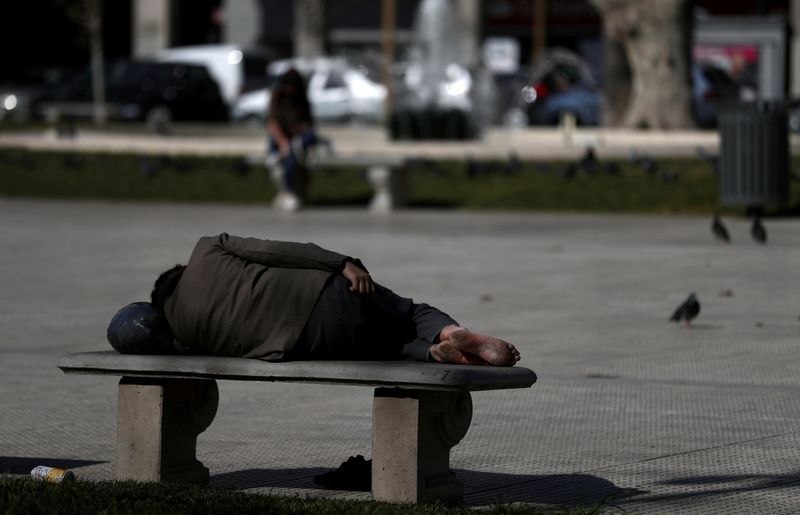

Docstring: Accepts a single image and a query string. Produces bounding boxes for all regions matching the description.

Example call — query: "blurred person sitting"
[266,68,319,212]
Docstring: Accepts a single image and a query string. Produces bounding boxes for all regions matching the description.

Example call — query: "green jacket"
[164,233,350,360]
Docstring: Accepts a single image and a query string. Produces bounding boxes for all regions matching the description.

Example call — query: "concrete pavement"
[1,199,800,513]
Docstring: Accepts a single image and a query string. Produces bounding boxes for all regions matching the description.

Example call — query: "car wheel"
[146,105,172,133]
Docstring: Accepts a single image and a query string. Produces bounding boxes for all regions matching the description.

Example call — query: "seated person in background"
[266,68,319,212]
[149,233,520,366]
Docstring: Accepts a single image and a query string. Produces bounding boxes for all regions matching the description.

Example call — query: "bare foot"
[432,327,520,367]
[431,341,490,365]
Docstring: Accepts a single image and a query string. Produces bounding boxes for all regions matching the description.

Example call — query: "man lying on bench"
[126,233,520,367]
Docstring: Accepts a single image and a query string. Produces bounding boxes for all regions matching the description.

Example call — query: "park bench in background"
[253,151,408,213]
[59,351,536,505]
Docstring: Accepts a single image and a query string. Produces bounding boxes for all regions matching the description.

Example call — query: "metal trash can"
[718,101,789,207]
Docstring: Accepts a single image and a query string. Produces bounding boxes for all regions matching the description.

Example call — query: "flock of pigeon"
[543,147,772,330]
[673,210,768,328]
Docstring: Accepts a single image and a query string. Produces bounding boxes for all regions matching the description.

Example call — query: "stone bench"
[255,151,408,213]
[59,351,536,505]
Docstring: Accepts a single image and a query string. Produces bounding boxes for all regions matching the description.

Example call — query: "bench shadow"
[0,456,106,474]
[456,470,644,507]
[211,467,643,507]
[626,471,800,505]
[212,467,330,490]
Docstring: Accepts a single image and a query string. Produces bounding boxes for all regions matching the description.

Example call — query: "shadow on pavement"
[625,471,800,505]
[212,467,643,507]
[457,470,643,507]
[212,467,329,490]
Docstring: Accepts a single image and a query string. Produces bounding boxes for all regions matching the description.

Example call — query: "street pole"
[533,0,547,65]
[382,0,396,117]
[87,0,106,125]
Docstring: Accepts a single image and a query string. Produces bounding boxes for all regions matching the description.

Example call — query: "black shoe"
[313,455,371,491]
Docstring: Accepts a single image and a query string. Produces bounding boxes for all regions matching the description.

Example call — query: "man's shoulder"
[196,234,226,246]
[189,235,225,258]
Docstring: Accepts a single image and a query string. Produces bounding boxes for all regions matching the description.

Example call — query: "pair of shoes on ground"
[313,454,371,491]
[272,191,301,212]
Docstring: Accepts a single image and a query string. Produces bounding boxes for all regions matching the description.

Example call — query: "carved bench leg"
[116,377,219,484]
[367,166,406,213]
[372,388,473,505]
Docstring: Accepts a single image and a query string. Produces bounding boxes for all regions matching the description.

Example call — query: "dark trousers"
[292,275,458,361]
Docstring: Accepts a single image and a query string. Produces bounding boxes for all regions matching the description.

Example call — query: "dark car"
[38,60,228,123]
[692,63,734,128]
[691,62,754,128]
[518,49,602,127]
[0,67,73,122]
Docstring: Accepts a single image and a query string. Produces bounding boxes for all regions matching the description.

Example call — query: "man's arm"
[211,233,351,273]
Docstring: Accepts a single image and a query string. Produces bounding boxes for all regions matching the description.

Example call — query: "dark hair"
[150,264,186,310]
[278,68,306,91]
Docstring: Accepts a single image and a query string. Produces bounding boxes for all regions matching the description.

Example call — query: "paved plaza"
[2,198,800,513]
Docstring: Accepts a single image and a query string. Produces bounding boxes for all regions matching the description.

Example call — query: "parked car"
[1,84,40,122]
[692,62,754,128]
[156,44,269,107]
[37,60,229,123]
[231,57,387,124]
[0,67,72,122]
[519,48,602,126]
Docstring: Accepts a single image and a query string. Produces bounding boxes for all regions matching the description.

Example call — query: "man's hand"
[342,260,374,294]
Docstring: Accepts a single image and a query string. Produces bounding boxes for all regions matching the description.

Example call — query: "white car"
[232,57,387,124]
[231,88,271,125]
[156,44,268,107]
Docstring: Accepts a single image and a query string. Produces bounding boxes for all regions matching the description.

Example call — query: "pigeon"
[561,162,578,181]
[660,168,678,184]
[231,158,250,177]
[696,146,720,177]
[669,293,700,327]
[579,147,598,175]
[605,161,621,176]
[137,156,159,178]
[751,216,767,244]
[465,156,485,179]
[630,149,658,176]
[711,214,730,243]
[506,151,522,174]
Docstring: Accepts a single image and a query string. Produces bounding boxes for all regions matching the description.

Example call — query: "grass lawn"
[2,148,798,214]
[0,477,607,515]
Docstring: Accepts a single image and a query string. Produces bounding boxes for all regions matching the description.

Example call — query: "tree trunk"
[591,0,693,129]
[294,0,326,59]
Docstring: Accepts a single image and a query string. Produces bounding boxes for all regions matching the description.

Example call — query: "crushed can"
[30,465,75,483]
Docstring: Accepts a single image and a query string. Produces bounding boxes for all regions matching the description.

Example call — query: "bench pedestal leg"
[367,166,406,213]
[116,377,219,484]
[372,388,473,505]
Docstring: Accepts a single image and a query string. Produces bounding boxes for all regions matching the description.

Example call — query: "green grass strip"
[0,476,606,515]
[1,149,798,214]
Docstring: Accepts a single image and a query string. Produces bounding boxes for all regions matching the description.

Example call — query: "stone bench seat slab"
[59,351,537,391]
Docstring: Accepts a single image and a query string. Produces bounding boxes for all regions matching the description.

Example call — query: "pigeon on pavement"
[669,293,700,327]
[711,214,730,243]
